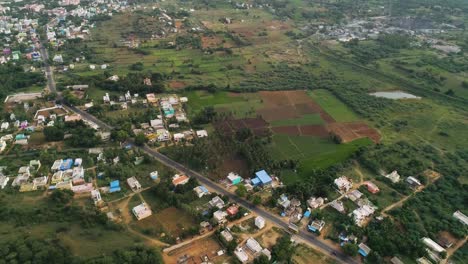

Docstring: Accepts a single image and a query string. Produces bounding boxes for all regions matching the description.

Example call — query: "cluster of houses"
[48,158,91,193]
[384,170,423,189]
[0,14,41,64]
[0,160,44,192]
[234,237,271,263]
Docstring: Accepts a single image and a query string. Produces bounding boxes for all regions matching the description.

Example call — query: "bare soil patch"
[328,122,380,143]
[272,126,301,136]
[169,81,186,89]
[164,236,226,264]
[300,125,329,137]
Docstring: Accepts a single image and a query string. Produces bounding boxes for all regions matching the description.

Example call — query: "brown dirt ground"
[257,91,336,123]
[258,107,299,122]
[258,228,282,249]
[163,236,227,264]
[299,125,329,137]
[169,81,186,89]
[271,126,301,136]
[327,122,380,143]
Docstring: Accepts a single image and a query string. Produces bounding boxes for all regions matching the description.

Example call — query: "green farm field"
[308,89,359,122]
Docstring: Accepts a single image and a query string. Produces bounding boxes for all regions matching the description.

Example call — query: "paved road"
[40,40,357,264]
[39,42,57,94]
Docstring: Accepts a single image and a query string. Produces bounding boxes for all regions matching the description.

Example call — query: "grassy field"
[308,89,359,122]
[271,114,324,126]
[269,134,372,184]
[293,244,339,264]
[184,90,263,117]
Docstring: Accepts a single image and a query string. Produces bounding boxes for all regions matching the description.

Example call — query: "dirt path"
[381,173,441,217]
[163,215,255,253]
[109,192,169,248]
[445,236,467,264]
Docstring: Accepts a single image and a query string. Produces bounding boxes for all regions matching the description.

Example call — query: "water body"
[370,91,421,100]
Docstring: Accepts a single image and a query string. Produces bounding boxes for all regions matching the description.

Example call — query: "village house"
[385,170,401,183]
[307,197,325,209]
[453,210,468,226]
[330,200,345,214]
[308,219,326,233]
[347,190,363,202]
[406,176,422,189]
[0,175,10,189]
[207,196,224,210]
[246,237,263,255]
[132,202,152,220]
[364,181,380,194]
[196,129,208,138]
[150,119,164,129]
[220,229,233,242]
[127,177,142,192]
[334,176,353,193]
[358,243,371,257]
[227,172,243,185]
[277,194,291,209]
[226,205,239,216]
[234,248,249,263]
[172,174,189,186]
[422,237,445,253]
[109,180,121,193]
[255,216,265,229]
[193,185,210,198]
[251,170,272,187]
[353,204,376,227]
[213,210,228,224]
[91,189,102,205]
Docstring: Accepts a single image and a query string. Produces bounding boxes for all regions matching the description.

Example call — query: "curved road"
[65,105,357,264]
[40,40,357,264]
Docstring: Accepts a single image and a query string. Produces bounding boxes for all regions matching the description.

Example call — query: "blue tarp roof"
[255,170,272,184]
[110,180,120,188]
[251,177,261,186]
[109,187,121,193]
[200,186,209,193]
[308,225,317,232]
[60,159,73,170]
[358,249,368,257]
[304,211,311,218]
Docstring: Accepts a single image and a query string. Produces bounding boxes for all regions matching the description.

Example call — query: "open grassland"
[271,113,324,126]
[308,89,359,122]
[293,244,339,264]
[269,134,372,184]
[184,90,263,118]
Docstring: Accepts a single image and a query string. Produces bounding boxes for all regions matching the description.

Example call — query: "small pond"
[369,91,421,100]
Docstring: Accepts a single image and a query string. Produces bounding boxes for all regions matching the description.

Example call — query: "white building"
[213,210,228,224]
[1,122,9,131]
[0,175,9,189]
[150,119,164,129]
[422,237,445,253]
[246,237,262,254]
[453,210,468,226]
[334,176,353,193]
[127,176,142,192]
[234,248,249,263]
[255,216,265,229]
[385,170,401,183]
[91,189,102,205]
[196,130,208,138]
[132,203,152,220]
[307,197,324,209]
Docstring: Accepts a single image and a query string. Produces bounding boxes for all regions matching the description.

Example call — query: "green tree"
[43,126,64,141]
[135,133,148,146]
[235,184,247,197]
[343,243,359,256]
[272,235,295,262]
[253,254,270,264]
[111,130,129,142]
